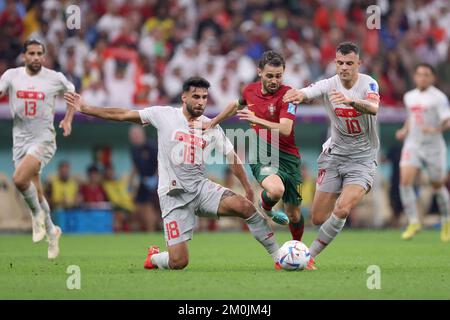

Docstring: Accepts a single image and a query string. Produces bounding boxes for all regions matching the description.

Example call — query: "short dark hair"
[336,42,359,56]
[23,39,46,54]
[415,63,436,75]
[182,76,210,92]
[258,50,285,69]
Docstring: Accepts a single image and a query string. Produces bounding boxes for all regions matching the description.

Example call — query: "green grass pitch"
[0,230,449,299]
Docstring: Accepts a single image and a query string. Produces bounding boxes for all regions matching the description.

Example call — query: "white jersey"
[0,67,75,148]
[403,86,450,148]
[139,106,234,199]
[302,73,380,160]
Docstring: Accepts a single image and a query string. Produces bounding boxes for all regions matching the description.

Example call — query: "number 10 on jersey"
[345,119,362,134]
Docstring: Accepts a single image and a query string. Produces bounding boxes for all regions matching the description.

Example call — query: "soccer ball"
[278,240,310,271]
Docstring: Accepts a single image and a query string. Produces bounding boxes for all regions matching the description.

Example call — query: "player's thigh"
[217,190,255,219]
[310,191,339,225]
[162,204,196,249]
[399,165,419,186]
[399,146,420,185]
[334,184,367,219]
[13,155,41,187]
[423,148,446,185]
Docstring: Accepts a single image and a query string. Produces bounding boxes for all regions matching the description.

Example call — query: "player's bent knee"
[169,256,189,270]
[266,185,285,200]
[235,197,256,219]
[12,173,28,191]
[333,204,351,219]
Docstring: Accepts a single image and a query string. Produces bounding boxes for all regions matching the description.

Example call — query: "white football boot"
[32,210,46,243]
[47,226,62,259]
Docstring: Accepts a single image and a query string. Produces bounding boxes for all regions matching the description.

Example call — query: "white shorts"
[400,144,447,182]
[13,141,56,174]
[160,179,228,246]
[316,149,377,194]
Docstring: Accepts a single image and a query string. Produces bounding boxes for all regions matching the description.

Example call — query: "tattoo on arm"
[220,189,237,201]
[349,99,378,115]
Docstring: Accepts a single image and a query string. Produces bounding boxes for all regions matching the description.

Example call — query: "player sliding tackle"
[283,42,381,270]
[65,77,281,270]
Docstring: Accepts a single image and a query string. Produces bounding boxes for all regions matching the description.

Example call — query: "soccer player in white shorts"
[396,63,450,241]
[0,39,75,259]
[283,42,381,269]
[64,77,281,270]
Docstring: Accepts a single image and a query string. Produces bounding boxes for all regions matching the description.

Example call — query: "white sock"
[39,197,56,234]
[435,187,450,224]
[151,251,170,269]
[399,185,419,224]
[21,183,41,217]
[246,211,279,262]
[309,213,346,258]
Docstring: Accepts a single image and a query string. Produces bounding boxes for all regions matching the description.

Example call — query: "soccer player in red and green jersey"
[201,51,304,242]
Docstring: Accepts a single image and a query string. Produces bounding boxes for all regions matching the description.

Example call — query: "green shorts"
[250,148,303,206]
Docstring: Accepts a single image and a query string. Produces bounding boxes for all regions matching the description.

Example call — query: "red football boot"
[144,246,160,269]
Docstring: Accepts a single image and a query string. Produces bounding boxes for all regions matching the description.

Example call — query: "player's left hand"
[237,109,258,124]
[59,119,72,137]
[329,89,353,105]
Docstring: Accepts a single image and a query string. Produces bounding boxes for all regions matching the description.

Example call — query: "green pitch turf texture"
[0,230,449,299]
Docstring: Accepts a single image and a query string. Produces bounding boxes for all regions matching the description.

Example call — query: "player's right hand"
[282,88,304,104]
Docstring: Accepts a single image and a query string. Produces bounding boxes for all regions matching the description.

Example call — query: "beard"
[27,62,42,74]
[186,104,204,118]
[263,82,279,94]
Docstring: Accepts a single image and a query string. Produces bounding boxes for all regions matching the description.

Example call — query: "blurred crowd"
[1,0,450,109]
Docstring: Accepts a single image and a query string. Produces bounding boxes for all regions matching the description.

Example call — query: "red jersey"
[241,82,299,157]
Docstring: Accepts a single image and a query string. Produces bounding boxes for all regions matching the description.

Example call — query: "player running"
[283,42,380,269]
[64,77,280,270]
[197,51,305,242]
[396,63,450,241]
[0,39,75,259]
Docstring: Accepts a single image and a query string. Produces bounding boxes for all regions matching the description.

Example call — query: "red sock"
[289,215,305,241]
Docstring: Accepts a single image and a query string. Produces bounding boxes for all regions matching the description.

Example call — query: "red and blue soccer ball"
[278,240,310,271]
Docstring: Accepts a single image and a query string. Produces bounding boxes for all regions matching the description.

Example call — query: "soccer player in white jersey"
[396,63,450,241]
[0,39,76,259]
[283,42,380,269]
[64,77,280,270]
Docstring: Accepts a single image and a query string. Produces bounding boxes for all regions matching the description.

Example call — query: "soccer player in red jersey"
[199,51,304,241]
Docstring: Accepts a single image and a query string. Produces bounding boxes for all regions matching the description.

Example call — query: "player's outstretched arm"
[282,88,307,104]
[191,100,242,130]
[329,89,379,115]
[236,109,293,137]
[64,92,142,124]
[226,151,254,203]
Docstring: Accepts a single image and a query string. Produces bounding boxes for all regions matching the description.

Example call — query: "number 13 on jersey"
[25,100,37,117]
